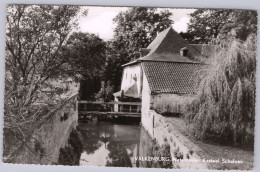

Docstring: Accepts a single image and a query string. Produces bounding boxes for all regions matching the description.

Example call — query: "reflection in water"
[78,121,172,168]
[80,144,109,166]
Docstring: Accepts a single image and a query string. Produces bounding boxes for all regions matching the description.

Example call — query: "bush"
[153,95,195,117]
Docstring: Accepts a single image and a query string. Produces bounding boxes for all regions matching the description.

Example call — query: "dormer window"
[180,47,188,57]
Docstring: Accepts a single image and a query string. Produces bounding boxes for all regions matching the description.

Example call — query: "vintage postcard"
[2,4,257,170]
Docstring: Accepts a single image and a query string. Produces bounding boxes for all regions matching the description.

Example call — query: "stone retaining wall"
[142,110,213,169]
[10,94,78,165]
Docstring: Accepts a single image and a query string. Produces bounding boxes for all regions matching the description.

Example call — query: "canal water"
[78,120,173,168]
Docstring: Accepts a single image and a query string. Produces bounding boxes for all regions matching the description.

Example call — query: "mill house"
[113,27,211,118]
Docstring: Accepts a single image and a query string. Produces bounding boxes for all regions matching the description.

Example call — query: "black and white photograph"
[2,4,257,171]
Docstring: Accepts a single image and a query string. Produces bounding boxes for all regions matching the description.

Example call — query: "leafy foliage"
[64,32,106,79]
[62,32,107,100]
[95,80,114,102]
[179,31,195,43]
[218,10,258,41]
[113,7,173,58]
[4,4,82,161]
[187,9,257,43]
[153,95,195,116]
[184,34,256,148]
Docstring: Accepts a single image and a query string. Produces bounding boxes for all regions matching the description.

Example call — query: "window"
[180,47,189,57]
[133,74,137,81]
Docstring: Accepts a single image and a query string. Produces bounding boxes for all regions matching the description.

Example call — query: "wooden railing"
[78,101,141,113]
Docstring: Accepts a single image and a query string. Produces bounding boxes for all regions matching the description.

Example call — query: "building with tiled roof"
[113,27,209,120]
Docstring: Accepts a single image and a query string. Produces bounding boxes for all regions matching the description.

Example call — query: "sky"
[78,6,196,41]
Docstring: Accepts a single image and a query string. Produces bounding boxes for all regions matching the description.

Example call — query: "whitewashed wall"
[141,71,153,137]
[121,64,141,96]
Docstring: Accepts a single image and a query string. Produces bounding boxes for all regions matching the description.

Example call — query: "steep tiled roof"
[124,82,139,98]
[146,27,172,56]
[142,62,203,94]
[113,82,139,98]
[189,44,217,58]
[149,27,188,55]
[122,27,206,67]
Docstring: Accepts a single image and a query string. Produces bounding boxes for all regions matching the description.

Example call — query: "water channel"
[78,119,173,168]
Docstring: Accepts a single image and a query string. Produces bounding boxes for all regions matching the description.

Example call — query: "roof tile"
[142,62,202,94]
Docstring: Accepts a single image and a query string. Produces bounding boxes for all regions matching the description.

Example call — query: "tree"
[104,7,173,91]
[184,34,256,148]
[64,32,106,79]
[4,4,83,162]
[63,32,107,100]
[100,41,127,95]
[179,31,194,43]
[187,9,233,44]
[95,80,114,102]
[186,9,257,44]
[218,10,257,41]
[113,7,173,60]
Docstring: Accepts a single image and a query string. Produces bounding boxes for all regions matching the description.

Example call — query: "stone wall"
[142,110,212,169]
[9,94,78,165]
